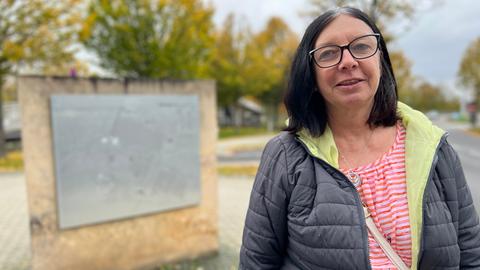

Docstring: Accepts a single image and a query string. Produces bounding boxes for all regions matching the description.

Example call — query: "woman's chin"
[336,94,374,108]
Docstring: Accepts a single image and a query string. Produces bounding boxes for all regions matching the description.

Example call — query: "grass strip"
[0,150,23,172]
[218,164,259,177]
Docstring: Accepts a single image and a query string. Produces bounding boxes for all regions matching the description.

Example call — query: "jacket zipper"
[416,133,447,269]
[295,137,372,270]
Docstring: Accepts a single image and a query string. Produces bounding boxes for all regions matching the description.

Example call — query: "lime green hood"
[298,102,445,269]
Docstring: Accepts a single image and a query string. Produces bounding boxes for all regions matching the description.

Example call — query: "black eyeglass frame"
[309,33,381,68]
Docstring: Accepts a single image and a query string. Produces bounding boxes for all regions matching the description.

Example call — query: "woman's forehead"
[315,14,374,46]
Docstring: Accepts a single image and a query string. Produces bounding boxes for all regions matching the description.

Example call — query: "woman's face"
[312,14,381,111]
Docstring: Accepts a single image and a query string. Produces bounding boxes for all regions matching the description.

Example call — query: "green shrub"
[219,126,273,139]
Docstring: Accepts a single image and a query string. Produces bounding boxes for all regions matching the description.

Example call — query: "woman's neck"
[327,103,373,140]
[326,103,397,168]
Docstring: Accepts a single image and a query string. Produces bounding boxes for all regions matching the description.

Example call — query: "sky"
[206,0,480,100]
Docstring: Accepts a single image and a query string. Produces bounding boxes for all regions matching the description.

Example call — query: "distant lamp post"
[467,101,477,127]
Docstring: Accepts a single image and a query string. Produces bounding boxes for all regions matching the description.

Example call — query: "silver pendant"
[346,170,362,187]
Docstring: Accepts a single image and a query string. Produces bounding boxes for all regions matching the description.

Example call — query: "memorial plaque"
[50,95,201,229]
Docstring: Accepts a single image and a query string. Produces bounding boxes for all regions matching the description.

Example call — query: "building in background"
[218,97,264,127]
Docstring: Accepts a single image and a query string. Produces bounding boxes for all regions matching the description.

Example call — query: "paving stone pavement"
[191,176,254,270]
[0,173,31,270]
[0,173,254,270]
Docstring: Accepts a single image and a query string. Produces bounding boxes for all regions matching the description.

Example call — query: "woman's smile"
[335,78,367,91]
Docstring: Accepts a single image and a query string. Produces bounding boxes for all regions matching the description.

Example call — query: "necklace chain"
[338,127,375,169]
[337,128,375,187]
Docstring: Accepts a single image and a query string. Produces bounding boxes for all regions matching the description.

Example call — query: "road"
[436,121,480,210]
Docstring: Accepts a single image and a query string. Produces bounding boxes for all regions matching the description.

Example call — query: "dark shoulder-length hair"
[283,7,400,137]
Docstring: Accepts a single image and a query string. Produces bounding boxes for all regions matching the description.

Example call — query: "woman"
[239,7,480,270]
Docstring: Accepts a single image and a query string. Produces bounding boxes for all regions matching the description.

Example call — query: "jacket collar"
[297,102,445,167]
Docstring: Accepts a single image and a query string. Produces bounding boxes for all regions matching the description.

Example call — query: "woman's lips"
[336,79,364,86]
[335,79,365,89]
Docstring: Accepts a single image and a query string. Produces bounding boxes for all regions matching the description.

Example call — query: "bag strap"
[363,205,410,270]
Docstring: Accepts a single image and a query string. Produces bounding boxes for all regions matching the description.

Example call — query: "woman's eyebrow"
[315,40,337,47]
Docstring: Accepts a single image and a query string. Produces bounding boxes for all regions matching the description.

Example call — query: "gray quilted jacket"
[239,103,480,269]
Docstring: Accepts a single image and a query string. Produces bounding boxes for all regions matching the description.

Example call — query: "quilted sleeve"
[448,143,480,268]
[239,136,292,270]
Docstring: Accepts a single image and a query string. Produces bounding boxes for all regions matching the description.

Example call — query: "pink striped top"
[341,123,412,269]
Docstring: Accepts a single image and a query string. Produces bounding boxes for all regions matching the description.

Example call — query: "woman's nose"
[338,48,358,70]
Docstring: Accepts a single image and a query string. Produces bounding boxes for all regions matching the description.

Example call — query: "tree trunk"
[266,103,279,132]
[0,81,6,157]
[474,85,480,127]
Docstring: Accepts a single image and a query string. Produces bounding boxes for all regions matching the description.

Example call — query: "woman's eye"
[318,49,338,60]
[352,43,371,52]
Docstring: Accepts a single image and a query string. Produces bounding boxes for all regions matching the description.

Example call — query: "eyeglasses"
[309,33,380,68]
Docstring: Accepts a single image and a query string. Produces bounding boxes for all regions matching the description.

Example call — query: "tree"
[211,14,248,108]
[243,17,298,130]
[210,14,251,126]
[80,0,215,79]
[306,0,416,25]
[391,50,458,112]
[1,0,81,83]
[0,0,81,155]
[305,0,442,44]
[390,50,416,105]
[458,37,480,107]
[412,81,459,112]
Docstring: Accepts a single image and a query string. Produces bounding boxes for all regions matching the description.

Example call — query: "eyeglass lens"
[311,35,378,68]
